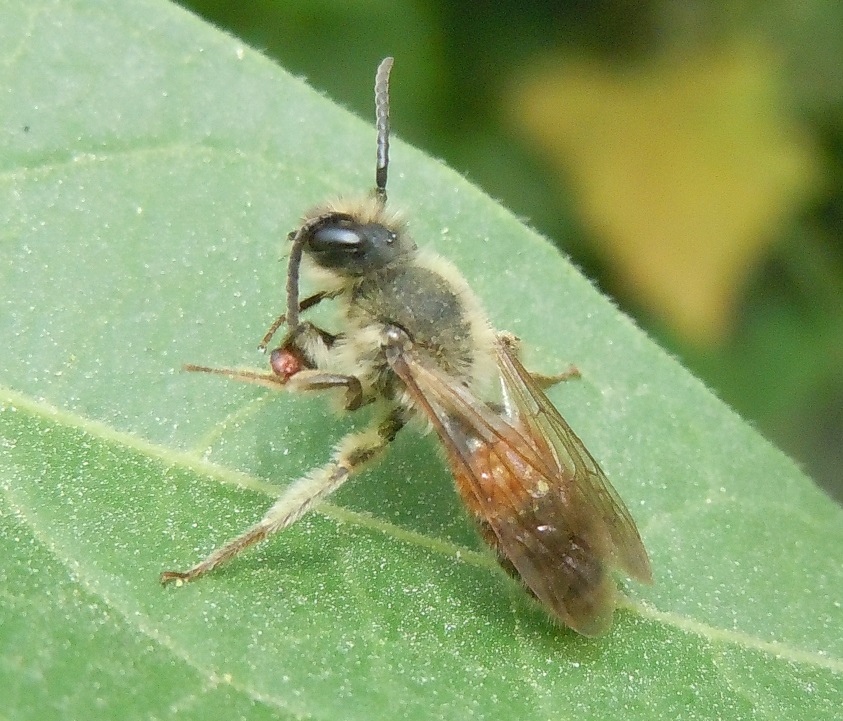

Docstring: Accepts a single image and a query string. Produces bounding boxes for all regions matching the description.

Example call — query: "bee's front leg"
[276,321,339,373]
[258,291,334,351]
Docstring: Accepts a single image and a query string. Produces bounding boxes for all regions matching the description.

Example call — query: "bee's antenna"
[285,227,306,332]
[374,57,394,204]
[285,212,355,333]
[286,59,393,333]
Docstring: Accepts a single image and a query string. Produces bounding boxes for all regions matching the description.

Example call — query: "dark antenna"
[284,59,393,334]
[374,57,394,203]
[284,226,306,333]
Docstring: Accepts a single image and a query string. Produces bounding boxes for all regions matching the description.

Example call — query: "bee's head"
[296,203,414,277]
[286,57,400,330]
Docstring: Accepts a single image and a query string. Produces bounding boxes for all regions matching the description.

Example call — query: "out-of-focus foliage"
[178,0,843,500]
[510,42,821,346]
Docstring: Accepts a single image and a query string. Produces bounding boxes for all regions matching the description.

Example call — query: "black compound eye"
[303,219,411,274]
[310,225,364,254]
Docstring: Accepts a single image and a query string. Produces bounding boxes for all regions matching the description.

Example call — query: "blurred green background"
[174,0,843,503]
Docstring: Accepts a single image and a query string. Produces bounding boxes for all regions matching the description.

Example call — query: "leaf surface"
[1,2,841,719]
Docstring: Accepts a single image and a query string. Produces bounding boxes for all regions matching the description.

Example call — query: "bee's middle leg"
[184,321,346,389]
[285,370,366,410]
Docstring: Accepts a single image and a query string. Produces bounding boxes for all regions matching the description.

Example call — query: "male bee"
[162,58,652,636]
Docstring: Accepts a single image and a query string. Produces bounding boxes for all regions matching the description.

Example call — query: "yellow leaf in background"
[510,43,823,346]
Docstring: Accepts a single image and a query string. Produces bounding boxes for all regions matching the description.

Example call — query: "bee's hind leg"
[529,366,580,391]
[496,332,580,390]
[161,409,406,585]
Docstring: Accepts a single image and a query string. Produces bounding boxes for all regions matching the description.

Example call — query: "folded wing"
[387,337,651,636]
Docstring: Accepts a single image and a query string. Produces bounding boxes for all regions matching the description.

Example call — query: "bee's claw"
[160,570,192,586]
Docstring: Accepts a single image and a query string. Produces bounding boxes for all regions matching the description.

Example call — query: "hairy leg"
[161,409,405,584]
[185,320,348,388]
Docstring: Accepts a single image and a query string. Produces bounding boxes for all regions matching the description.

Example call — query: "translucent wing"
[386,337,651,636]
[495,338,652,581]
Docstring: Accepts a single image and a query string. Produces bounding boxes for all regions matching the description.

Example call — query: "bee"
[162,57,652,636]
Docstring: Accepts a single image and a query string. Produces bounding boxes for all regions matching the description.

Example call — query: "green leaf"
[1,1,840,719]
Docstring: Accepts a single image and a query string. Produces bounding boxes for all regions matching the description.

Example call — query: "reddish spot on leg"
[270,347,305,381]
